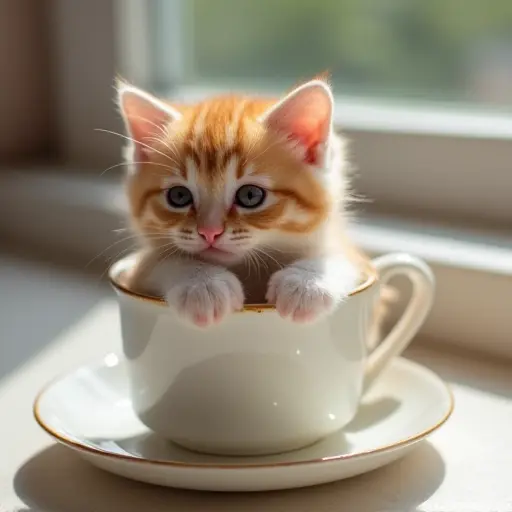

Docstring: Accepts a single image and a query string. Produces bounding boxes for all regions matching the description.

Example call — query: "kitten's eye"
[235,185,266,209]
[165,186,193,208]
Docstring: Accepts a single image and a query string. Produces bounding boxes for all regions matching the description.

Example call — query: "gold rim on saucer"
[33,360,454,470]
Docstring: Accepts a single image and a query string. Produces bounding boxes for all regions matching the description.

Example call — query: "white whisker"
[125,114,170,139]
[95,128,177,165]
[146,133,181,161]
[100,160,180,176]
[86,233,171,268]
[255,247,283,269]
[145,136,180,162]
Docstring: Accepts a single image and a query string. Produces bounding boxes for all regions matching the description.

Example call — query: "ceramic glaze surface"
[34,356,454,492]
[120,293,368,455]
[110,252,435,456]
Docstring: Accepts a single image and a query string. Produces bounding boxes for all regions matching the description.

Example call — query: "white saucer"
[34,355,453,492]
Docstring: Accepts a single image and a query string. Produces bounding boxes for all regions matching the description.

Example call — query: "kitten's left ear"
[259,79,333,167]
[116,79,181,161]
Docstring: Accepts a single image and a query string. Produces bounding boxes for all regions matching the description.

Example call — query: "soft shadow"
[15,441,445,512]
[406,343,512,399]
[88,398,399,463]
[0,250,109,382]
[90,428,352,464]
[344,397,401,433]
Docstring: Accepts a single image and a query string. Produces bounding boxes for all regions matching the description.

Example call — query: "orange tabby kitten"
[116,77,383,331]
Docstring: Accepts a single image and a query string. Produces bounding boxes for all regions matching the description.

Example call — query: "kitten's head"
[117,77,347,265]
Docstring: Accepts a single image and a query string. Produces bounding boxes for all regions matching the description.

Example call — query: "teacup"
[109,252,434,456]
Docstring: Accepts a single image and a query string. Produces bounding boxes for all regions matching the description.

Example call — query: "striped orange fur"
[122,92,336,247]
[116,77,392,336]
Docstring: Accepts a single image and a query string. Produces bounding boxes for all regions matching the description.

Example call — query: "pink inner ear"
[126,103,170,145]
[264,83,333,166]
[289,117,324,165]
[118,86,180,162]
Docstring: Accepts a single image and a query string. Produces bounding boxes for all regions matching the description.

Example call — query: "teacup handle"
[363,253,435,392]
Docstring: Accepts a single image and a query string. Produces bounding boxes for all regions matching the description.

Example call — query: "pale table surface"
[1,301,511,512]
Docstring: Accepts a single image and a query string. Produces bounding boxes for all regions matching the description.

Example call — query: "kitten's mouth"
[203,246,230,254]
[199,247,233,258]
[198,246,240,263]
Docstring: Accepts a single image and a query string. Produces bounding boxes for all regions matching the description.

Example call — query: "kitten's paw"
[266,259,359,323]
[266,267,337,323]
[165,268,244,327]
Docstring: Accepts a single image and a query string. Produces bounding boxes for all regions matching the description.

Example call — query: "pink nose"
[198,226,224,245]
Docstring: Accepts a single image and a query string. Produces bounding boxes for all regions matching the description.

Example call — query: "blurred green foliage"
[189,0,512,102]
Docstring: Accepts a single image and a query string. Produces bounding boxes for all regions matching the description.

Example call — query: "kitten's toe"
[289,291,335,323]
[265,279,278,305]
[191,313,210,328]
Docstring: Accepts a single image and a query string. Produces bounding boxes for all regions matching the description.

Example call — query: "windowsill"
[1,167,511,359]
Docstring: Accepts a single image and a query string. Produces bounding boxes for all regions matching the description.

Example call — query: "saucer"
[34,355,453,492]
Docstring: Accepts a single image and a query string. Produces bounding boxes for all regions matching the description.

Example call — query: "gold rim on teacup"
[107,253,379,310]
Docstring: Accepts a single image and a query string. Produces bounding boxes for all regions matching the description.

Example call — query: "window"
[7,0,511,229]
[2,0,510,356]
[152,0,512,109]
[139,0,512,228]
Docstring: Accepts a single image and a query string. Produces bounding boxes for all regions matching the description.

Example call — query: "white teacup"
[109,252,434,456]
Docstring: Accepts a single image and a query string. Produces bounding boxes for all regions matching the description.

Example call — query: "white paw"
[266,267,334,323]
[165,267,244,328]
[266,260,359,323]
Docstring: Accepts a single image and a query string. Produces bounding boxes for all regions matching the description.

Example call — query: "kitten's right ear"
[258,79,333,167]
[116,80,181,159]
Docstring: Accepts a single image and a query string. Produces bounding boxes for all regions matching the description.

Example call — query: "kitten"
[116,76,383,332]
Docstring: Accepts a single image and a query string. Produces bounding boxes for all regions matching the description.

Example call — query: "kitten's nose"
[198,226,224,245]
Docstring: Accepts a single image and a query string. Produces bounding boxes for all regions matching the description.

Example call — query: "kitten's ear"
[259,79,333,166]
[116,80,181,159]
